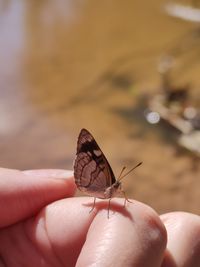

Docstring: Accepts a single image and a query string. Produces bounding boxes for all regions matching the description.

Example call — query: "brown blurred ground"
[0,0,199,214]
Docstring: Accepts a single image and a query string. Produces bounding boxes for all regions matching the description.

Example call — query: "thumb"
[0,168,76,228]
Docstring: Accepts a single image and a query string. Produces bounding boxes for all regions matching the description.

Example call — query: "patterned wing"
[74,128,116,198]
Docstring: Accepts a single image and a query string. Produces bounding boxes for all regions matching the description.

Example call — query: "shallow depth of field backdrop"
[0,0,199,214]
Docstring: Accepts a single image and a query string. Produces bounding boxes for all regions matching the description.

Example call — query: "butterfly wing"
[74,128,116,198]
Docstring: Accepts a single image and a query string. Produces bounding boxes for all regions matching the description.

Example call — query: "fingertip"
[23,169,76,196]
[77,199,167,267]
[0,168,76,227]
[160,212,200,267]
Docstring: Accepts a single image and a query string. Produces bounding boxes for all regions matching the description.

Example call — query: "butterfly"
[74,128,142,218]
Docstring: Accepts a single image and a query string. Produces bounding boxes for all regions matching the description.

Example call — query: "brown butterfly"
[74,128,142,218]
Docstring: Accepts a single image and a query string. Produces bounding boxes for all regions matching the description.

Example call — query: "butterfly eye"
[113,181,121,189]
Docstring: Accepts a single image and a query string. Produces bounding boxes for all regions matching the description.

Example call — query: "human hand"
[0,168,199,267]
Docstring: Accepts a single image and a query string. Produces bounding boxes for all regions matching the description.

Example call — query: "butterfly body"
[104,181,122,198]
[77,180,122,199]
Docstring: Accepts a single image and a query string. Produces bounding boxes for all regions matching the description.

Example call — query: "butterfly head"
[104,180,122,199]
[113,180,122,190]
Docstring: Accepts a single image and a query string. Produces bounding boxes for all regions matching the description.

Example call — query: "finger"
[24,198,167,267]
[77,199,167,267]
[0,168,76,228]
[160,212,200,267]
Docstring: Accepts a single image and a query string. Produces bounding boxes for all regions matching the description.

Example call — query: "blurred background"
[0,0,199,214]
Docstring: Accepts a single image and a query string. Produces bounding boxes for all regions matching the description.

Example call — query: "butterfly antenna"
[118,162,142,181]
[118,166,126,180]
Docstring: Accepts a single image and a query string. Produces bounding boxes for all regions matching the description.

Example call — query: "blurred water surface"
[0,0,199,214]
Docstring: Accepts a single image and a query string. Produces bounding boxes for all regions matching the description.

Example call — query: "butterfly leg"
[89,197,96,213]
[122,190,133,207]
[107,198,112,219]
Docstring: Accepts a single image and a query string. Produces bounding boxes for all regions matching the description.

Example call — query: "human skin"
[0,168,199,267]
